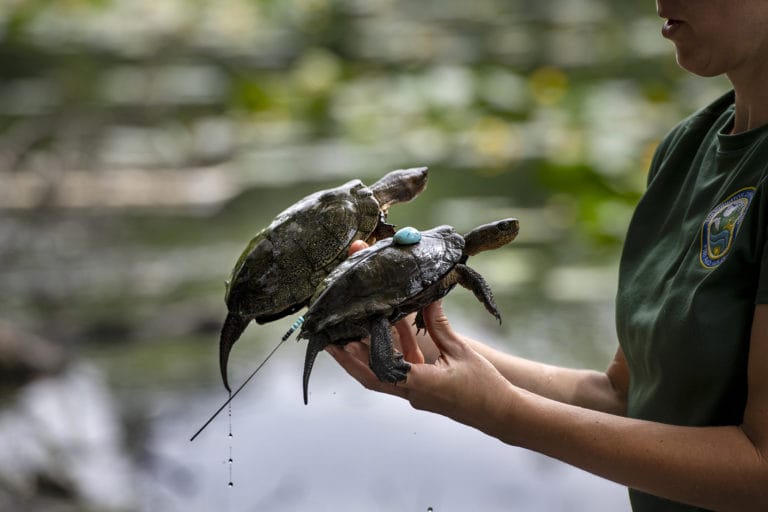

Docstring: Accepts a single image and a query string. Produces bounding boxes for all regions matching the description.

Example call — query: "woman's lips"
[662,19,683,38]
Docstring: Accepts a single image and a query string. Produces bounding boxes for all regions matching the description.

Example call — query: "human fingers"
[326,343,408,398]
[348,240,369,256]
[394,316,426,364]
[325,343,378,387]
[422,301,468,358]
[399,325,512,424]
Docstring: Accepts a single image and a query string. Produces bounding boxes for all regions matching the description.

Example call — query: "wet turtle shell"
[298,218,519,404]
[219,167,429,391]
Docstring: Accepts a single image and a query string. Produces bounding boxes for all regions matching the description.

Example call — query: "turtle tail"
[219,312,251,392]
[302,336,327,405]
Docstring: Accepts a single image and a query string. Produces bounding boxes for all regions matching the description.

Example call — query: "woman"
[328,2,768,511]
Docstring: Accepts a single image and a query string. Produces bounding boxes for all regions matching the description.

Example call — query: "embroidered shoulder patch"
[700,187,755,269]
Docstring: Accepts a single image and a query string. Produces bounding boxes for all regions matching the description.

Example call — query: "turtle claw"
[370,215,396,242]
[454,264,502,325]
[413,310,427,335]
[370,353,411,383]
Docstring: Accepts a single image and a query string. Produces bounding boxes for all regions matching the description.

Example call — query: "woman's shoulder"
[663,90,735,145]
[694,89,736,120]
[645,91,735,184]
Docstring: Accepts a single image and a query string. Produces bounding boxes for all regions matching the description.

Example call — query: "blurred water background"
[0,1,730,511]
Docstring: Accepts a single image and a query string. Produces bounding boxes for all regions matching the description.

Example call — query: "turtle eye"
[497,219,520,236]
[355,186,373,198]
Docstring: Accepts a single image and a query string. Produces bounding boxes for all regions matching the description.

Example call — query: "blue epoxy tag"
[394,226,422,245]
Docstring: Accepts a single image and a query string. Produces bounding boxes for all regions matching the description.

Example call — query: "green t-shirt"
[615,90,768,512]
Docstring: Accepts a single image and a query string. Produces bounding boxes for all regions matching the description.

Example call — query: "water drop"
[228,397,234,487]
[228,482,234,488]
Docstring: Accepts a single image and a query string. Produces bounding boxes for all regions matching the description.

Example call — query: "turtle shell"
[302,225,464,334]
[225,180,380,323]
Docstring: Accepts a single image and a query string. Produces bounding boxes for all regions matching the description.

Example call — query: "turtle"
[219,167,429,391]
[298,218,520,404]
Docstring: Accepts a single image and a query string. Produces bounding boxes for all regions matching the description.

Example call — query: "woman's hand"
[334,238,516,430]
[327,301,517,437]
[398,302,517,429]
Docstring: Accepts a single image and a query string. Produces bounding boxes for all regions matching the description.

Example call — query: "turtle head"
[462,218,520,257]
[369,167,429,212]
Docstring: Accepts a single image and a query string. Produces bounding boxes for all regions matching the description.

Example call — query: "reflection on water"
[0,365,136,511]
[151,345,629,512]
[140,307,629,512]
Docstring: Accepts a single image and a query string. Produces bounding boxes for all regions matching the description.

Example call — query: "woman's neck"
[728,61,768,134]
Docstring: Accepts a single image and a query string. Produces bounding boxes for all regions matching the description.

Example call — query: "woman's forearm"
[372,304,768,511]
[485,385,768,512]
[464,337,627,415]
[393,305,768,511]
[403,313,626,414]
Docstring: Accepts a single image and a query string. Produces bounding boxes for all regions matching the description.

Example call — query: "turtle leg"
[302,335,328,405]
[369,317,410,383]
[369,210,396,242]
[451,264,502,324]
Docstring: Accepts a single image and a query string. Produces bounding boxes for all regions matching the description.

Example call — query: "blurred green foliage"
[0,0,730,342]
[0,0,728,228]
